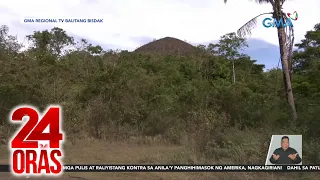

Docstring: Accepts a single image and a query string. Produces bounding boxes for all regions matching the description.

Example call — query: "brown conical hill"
[134,37,196,55]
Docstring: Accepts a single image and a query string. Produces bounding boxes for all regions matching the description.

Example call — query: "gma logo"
[262,18,294,28]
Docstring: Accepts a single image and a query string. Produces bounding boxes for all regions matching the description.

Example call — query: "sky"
[0,0,319,68]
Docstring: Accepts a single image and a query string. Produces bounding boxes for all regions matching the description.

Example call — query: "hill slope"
[134,37,196,55]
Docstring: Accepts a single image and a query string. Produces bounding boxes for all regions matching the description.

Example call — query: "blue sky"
[0,0,319,70]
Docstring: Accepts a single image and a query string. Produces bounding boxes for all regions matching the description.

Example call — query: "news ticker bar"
[0,165,319,172]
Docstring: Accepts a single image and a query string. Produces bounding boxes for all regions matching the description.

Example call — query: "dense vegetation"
[0,23,319,168]
[224,0,299,121]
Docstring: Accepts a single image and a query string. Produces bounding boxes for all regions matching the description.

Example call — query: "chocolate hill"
[134,37,196,55]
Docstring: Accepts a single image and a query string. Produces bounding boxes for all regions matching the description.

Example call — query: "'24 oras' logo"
[263,11,298,28]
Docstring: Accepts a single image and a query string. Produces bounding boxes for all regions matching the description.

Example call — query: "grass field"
[0,138,318,180]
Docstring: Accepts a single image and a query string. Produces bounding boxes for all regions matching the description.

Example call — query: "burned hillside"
[134,37,196,55]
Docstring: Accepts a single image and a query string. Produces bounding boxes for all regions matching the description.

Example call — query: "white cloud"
[0,0,319,51]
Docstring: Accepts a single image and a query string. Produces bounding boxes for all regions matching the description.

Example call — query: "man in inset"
[269,136,302,164]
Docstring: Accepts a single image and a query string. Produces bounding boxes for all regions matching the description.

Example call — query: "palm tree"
[224,0,298,121]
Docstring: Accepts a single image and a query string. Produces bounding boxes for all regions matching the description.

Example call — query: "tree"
[293,23,320,96]
[27,27,74,57]
[49,27,74,56]
[293,23,320,72]
[292,23,320,136]
[223,0,298,121]
[207,32,248,83]
[0,25,23,56]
